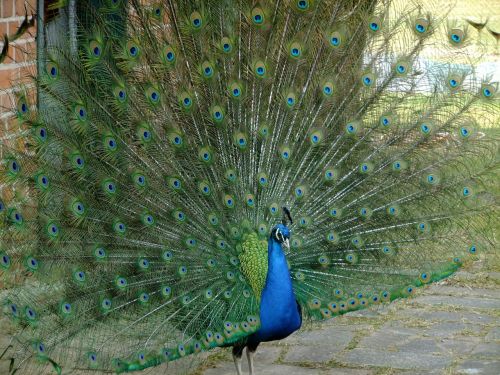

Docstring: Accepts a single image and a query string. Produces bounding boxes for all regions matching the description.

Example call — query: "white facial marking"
[276,228,284,242]
[284,238,290,251]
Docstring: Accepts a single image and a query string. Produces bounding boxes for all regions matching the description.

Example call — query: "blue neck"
[265,238,295,303]
[249,236,302,343]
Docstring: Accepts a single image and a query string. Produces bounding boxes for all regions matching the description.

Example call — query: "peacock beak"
[284,238,290,251]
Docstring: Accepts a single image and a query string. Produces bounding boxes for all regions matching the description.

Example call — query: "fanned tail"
[0,0,497,373]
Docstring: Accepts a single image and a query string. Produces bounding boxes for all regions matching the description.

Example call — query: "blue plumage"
[232,224,302,375]
[249,224,302,344]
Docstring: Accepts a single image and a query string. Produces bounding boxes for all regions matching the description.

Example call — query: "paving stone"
[412,295,500,309]
[320,321,375,333]
[284,344,342,363]
[452,271,475,278]
[203,362,321,375]
[323,368,374,375]
[356,322,419,349]
[486,272,500,281]
[249,345,282,364]
[396,338,443,355]
[280,326,355,346]
[356,333,408,349]
[337,348,452,370]
[424,321,468,337]
[438,337,481,355]
[422,321,476,338]
[350,324,376,333]
[471,343,500,358]
[455,359,500,375]
[379,321,422,334]
[395,370,443,375]
[282,326,354,363]
[426,285,500,299]
[345,309,381,318]
[398,308,494,324]
[485,327,500,342]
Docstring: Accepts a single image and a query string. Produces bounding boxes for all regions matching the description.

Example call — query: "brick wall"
[0,0,36,136]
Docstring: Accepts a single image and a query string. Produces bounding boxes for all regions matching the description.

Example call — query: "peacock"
[0,0,497,374]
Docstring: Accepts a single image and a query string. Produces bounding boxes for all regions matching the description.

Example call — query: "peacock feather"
[0,0,497,374]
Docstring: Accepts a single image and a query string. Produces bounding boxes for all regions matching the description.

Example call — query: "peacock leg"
[246,343,259,375]
[232,345,244,375]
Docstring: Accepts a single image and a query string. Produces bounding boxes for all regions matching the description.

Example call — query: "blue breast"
[248,235,302,344]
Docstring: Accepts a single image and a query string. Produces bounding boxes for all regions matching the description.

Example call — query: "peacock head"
[270,207,293,250]
[271,224,290,250]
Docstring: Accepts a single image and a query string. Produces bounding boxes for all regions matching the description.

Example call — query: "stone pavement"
[0,261,498,374]
[198,263,500,375]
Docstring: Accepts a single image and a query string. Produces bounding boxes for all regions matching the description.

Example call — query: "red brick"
[0,66,18,89]
[23,40,36,61]
[8,18,20,36]
[26,87,35,103]
[1,93,15,113]
[18,64,35,84]
[0,38,15,64]
[0,21,9,36]
[0,94,7,113]
[8,15,35,39]
[2,0,15,18]
[0,1,37,109]
[16,0,36,16]
[12,40,35,63]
